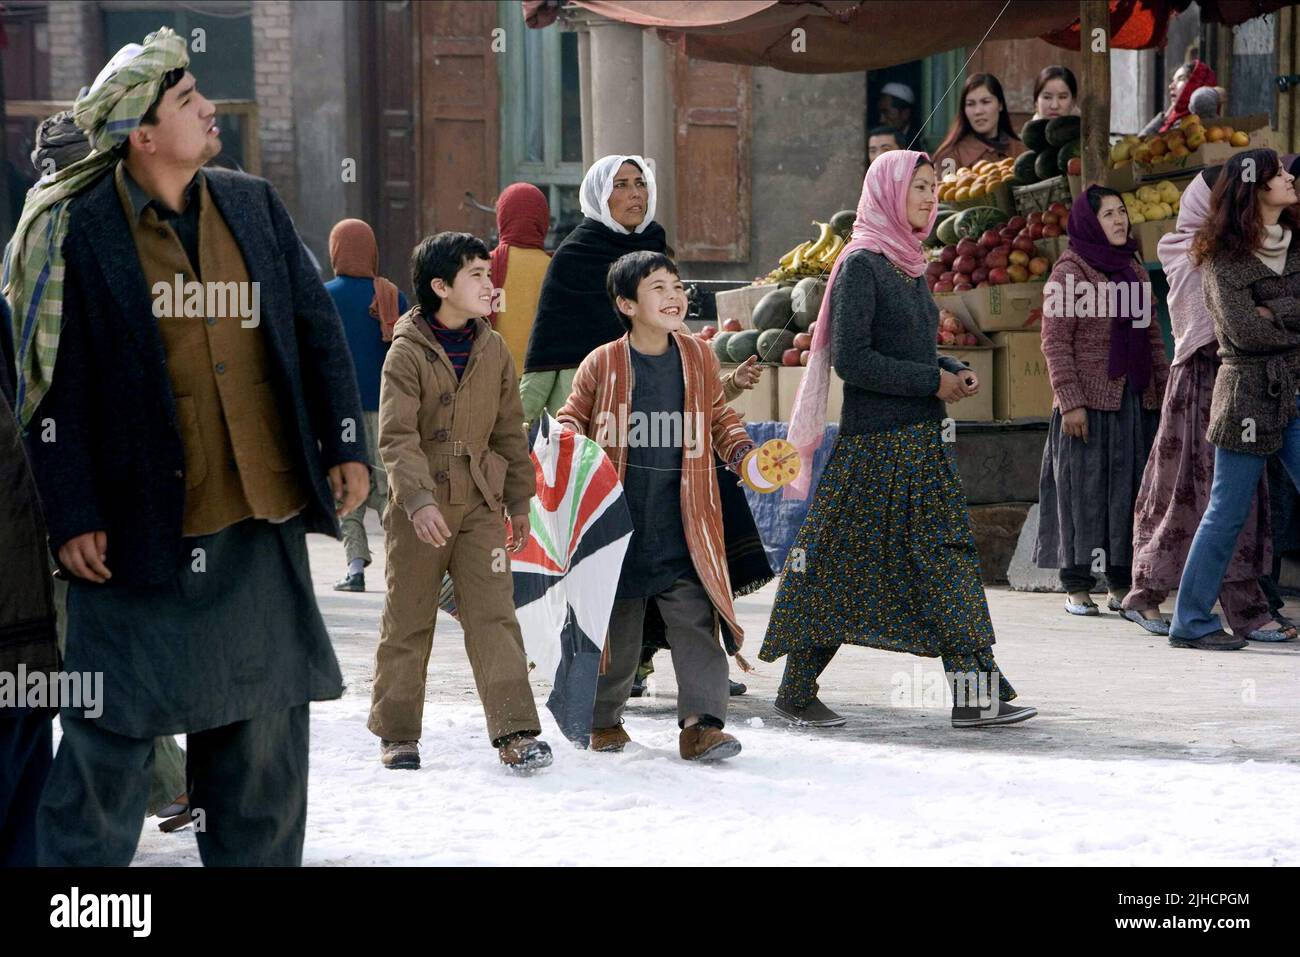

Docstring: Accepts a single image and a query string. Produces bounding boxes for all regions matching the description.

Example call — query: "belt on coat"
[424,439,499,508]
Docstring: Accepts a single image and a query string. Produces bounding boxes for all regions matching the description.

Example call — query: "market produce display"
[937,157,1017,202]
[1110,114,1248,169]
[1120,180,1185,223]
[925,209,1056,294]
[762,209,855,282]
[1011,116,1081,184]
[937,308,980,347]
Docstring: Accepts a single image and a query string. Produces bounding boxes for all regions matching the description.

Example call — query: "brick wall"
[48,0,101,100]
[253,0,296,210]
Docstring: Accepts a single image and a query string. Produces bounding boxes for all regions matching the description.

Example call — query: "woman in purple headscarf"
[1034,186,1170,616]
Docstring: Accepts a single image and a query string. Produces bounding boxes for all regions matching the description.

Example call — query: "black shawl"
[523,216,668,373]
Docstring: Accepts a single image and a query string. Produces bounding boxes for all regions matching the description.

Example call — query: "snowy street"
[128,515,1300,867]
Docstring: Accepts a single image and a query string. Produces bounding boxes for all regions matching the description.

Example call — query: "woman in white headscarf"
[519,155,666,422]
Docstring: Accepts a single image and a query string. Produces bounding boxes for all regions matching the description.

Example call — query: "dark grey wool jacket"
[1204,238,1300,455]
[831,249,968,435]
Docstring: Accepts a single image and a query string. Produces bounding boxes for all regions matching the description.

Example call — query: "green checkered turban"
[2,27,189,425]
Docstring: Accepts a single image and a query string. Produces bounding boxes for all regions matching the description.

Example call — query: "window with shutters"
[496,0,582,245]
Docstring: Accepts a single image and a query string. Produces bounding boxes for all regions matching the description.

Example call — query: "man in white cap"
[878,81,925,153]
[9,28,369,866]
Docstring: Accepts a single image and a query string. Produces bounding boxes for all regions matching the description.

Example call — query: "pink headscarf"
[784,149,938,499]
[1157,172,1215,367]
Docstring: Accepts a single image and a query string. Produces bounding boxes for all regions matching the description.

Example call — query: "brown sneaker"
[590,724,631,752]
[498,733,553,772]
[380,739,420,770]
[679,724,741,762]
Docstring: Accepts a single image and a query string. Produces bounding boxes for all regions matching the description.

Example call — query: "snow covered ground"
[129,694,1300,867]
[112,519,1300,866]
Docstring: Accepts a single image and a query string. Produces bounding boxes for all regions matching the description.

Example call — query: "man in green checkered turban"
[1,27,189,425]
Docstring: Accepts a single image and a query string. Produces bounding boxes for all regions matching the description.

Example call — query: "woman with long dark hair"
[1028,65,1077,123]
[760,149,1037,730]
[1035,186,1169,616]
[1122,167,1290,640]
[932,73,1026,173]
[1170,149,1300,650]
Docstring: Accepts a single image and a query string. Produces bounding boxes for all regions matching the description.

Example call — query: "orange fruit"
[1230,131,1249,147]
[1207,127,1226,143]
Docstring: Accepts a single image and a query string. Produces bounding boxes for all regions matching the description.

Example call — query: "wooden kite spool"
[740,437,801,493]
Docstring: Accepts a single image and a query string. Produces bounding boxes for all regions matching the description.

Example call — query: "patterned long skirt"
[759,421,1014,701]
[1125,344,1272,632]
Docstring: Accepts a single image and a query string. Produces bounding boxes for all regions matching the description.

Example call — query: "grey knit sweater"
[831,249,968,435]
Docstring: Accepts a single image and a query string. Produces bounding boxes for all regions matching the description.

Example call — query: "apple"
[1059,213,1070,232]
[940,245,959,267]
[933,281,954,293]
[1027,211,1043,226]
[722,318,743,332]
[954,255,978,275]
[994,242,1012,258]
[800,350,810,366]
[956,238,980,259]
[938,330,956,345]
[1007,263,1029,283]
[1041,212,1058,227]
[807,320,817,335]
[699,324,717,340]
[984,250,1009,270]
[926,261,947,279]
[1048,202,1070,218]
[793,332,813,350]
[1028,256,1049,276]
[953,281,974,292]
[971,266,989,285]
[940,270,956,285]
[998,226,1018,242]
[1012,236,1036,255]
[988,267,1010,285]
[1007,215,1027,232]
[976,281,990,288]
[1009,250,1029,266]
[1028,223,1045,240]
[1042,223,1062,238]
[979,229,1001,249]
[782,348,802,367]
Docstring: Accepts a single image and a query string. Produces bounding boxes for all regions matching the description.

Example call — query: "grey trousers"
[341,410,388,565]
[38,704,309,866]
[594,576,729,729]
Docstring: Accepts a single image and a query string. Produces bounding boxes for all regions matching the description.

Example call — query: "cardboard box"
[938,346,994,422]
[1133,218,1176,263]
[714,283,778,330]
[724,363,778,422]
[959,282,1045,332]
[991,330,1054,420]
[774,366,843,423]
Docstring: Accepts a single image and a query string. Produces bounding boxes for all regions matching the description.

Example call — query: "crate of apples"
[782,328,815,367]
[926,212,1053,294]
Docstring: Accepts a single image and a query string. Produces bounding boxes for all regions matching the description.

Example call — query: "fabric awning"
[523,0,1294,72]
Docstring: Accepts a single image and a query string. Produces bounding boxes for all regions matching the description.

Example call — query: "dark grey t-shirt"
[617,338,696,599]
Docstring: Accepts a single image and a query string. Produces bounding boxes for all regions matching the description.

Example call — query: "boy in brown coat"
[368,232,550,771]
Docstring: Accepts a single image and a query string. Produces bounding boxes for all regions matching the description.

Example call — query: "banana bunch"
[765,221,846,282]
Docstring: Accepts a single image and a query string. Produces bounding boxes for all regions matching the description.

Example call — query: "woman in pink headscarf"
[758,150,1037,729]
[1121,168,1290,639]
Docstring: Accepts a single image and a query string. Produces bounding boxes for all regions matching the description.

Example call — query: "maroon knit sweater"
[1040,248,1170,413]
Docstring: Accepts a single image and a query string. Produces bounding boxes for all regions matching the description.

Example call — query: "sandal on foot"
[1246,624,1298,642]
[1122,608,1170,635]
[1065,596,1099,616]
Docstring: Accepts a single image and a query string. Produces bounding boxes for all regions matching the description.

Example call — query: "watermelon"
[1057,139,1081,175]
[712,332,734,364]
[1034,149,1059,182]
[936,212,962,247]
[790,277,825,329]
[954,205,1009,239]
[1045,116,1081,147]
[1013,150,1040,185]
[756,329,797,364]
[751,287,793,332]
[829,209,856,239]
[726,329,762,363]
[1020,118,1050,152]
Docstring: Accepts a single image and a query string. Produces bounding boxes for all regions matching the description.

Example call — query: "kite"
[512,413,632,746]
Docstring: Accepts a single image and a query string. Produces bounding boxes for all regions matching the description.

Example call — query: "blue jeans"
[1172,398,1300,639]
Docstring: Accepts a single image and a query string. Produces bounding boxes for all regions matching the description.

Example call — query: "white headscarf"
[579,154,657,235]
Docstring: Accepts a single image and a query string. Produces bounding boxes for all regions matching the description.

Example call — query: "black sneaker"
[952,700,1038,728]
[1169,629,1248,651]
[334,571,365,592]
[774,695,846,727]
[630,676,647,698]
[729,679,747,696]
